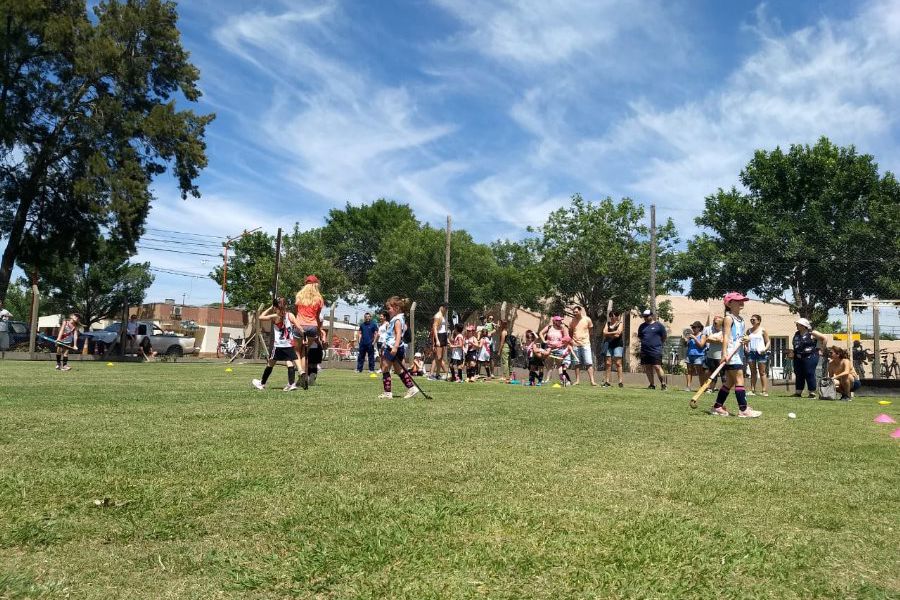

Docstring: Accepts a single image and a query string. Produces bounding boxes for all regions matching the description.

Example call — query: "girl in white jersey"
[746,313,770,397]
[55,313,81,371]
[711,292,761,418]
[379,296,419,399]
[252,298,303,391]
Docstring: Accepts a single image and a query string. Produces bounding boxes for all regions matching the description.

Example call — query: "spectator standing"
[683,321,705,391]
[852,340,868,378]
[569,305,597,386]
[746,314,770,397]
[356,312,378,373]
[376,311,389,354]
[791,318,827,398]
[699,316,724,393]
[602,311,625,387]
[637,309,667,390]
[429,304,449,380]
[126,314,139,350]
[0,302,11,321]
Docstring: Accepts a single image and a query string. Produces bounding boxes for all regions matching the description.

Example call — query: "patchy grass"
[0,361,898,599]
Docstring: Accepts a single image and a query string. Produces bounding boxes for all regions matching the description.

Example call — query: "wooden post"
[444,217,451,307]
[28,284,39,354]
[409,301,417,364]
[649,204,657,315]
[872,304,881,379]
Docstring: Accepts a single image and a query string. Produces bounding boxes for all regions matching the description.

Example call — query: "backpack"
[818,377,837,400]
[507,334,519,359]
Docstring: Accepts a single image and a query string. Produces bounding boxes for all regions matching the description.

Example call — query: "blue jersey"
[358,321,378,345]
[726,315,746,366]
[686,336,705,358]
[383,314,407,349]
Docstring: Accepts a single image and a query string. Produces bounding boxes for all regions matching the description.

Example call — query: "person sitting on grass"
[411,352,426,376]
[827,346,860,401]
[138,336,158,361]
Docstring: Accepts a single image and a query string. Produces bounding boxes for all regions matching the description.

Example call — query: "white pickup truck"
[90,321,199,357]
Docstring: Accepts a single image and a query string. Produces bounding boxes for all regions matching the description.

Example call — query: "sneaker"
[251,379,265,390]
[404,387,420,399]
[711,406,730,416]
[705,389,713,394]
[378,392,393,399]
[283,384,298,392]
[602,382,611,387]
[839,395,851,401]
[55,364,61,370]
[660,383,668,391]
[683,387,692,392]
[791,392,802,398]
[737,407,762,418]
[618,382,624,388]
[762,392,769,397]
[309,373,317,386]
[647,384,656,390]
[300,373,309,390]
[807,393,816,399]
[61,365,71,371]
[747,390,756,396]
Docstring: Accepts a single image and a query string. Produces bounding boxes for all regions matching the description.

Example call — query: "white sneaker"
[404,387,420,399]
[61,365,71,371]
[378,392,393,399]
[283,384,298,391]
[55,364,61,370]
[747,390,756,396]
[737,408,762,418]
[251,379,265,390]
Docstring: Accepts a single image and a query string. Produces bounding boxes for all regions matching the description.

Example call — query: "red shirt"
[295,299,324,326]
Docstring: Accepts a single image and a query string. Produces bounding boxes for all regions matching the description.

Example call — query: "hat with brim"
[552,315,563,322]
[305,275,319,284]
[723,291,749,304]
[641,309,653,317]
[795,317,812,329]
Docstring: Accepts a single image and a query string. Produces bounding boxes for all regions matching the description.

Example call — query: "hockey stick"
[38,333,78,352]
[689,341,742,408]
[271,227,282,307]
[399,363,433,399]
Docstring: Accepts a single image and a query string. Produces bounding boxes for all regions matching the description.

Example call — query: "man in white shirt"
[0,303,11,321]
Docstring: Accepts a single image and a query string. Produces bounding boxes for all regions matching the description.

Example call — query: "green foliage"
[36,239,153,328]
[210,227,349,309]
[535,194,681,323]
[0,0,213,301]
[321,199,418,296]
[490,238,548,312]
[817,320,846,334]
[677,137,900,325]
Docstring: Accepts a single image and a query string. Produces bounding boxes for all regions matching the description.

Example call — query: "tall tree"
[676,137,900,325]
[366,223,521,322]
[0,0,214,302]
[38,239,154,328]
[536,194,680,324]
[321,199,418,297]
[209,227,350,309]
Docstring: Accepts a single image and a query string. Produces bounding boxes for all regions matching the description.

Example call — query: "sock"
[63,356,68,366]
[56,354,61,365]
[735,386,747,411]
[287,367,296,385]
[538,372,544,383]
[714,386,730,408]
[261,366,273,385]
[529,370,536,384]
[382,372,392,393]
[562,369,570,383]
[400,370,414,389]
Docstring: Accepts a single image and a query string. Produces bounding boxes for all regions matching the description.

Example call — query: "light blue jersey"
[726,315,746,366]
[383,313,407,349]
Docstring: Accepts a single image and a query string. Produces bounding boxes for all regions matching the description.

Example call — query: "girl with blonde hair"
[293,275,325,388]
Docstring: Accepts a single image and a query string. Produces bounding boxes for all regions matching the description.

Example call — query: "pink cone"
[891,429,900,439]
[873,414,897,424]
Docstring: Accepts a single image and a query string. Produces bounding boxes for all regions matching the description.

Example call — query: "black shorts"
[528,356,544,369]
[450,358,462,367]
[437,332,449,346]
[271,346,298,362]
[465,350,477,363]
[640,352,662,366]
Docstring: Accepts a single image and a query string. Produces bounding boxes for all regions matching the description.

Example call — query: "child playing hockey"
[464,324,478,382]
[379,296,419,399]
[711,292,762,418]
[252,298,303,391]
[55,313,81,371]
[524,329,547,386]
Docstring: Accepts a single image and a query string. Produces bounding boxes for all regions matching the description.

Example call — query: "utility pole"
[444,216,451,307]
[649,204,657,315]
[873,304,881,379]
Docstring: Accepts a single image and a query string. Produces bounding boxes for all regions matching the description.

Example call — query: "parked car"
[90,321,199,357]
[0,320,30,351]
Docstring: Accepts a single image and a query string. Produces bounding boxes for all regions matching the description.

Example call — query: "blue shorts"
[686,355,705,366]
[851,378,861,392]
[550,348,572,367]
[573,345,592,367]
[605,346,624,358]
[747,350,768,363]
[382,345,406,363]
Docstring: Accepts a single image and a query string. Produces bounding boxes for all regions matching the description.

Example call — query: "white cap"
[642,309,653,316]
[414,352,422,357]
[795,317,811,329]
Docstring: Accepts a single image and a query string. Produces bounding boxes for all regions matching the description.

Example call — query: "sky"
[9,0,900,325]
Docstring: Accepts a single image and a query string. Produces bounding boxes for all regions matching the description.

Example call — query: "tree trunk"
[0,185,36,303]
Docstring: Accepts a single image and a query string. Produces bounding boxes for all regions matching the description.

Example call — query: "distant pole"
[873,304,881,379]
[444,216,451,306]
[28,284,39,354]
[410,301,417,362]
[649,204,657,314]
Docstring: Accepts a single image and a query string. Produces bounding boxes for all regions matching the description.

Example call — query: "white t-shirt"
[434,312,447,334]
[272,317,294,348]
[0,308,11,320]
[377,322,389,345]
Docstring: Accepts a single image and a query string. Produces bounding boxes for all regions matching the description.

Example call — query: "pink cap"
[723,291,749,305]
[305,275,320,284]
[551,315,563,321]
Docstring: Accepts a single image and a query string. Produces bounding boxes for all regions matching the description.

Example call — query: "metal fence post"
[409,301,416,363]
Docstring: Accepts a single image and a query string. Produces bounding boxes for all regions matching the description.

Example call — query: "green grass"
[0,362,898,599]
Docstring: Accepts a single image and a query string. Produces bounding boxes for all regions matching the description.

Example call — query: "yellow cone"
[879,400,892,406]
[106,362,114,367]
[552,383,562,388]
[369,372,378,378]
[225,367,233,373]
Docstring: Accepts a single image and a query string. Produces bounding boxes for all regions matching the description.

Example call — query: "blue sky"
[17,1,900,324]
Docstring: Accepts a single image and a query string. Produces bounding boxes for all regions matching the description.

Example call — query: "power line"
[146,227,227,240]
[149,267,210,279]
[137,245,221,258]
[141,236,223,248]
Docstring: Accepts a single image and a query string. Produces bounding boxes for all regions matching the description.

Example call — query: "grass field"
[0,361,898,599]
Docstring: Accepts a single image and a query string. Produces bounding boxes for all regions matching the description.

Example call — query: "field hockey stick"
[689,342,742,408]
[271,227,282,306]
[399,363,433,399]
[38,333,78,352]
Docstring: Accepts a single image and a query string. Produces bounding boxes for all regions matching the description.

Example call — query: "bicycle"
[879,351,899,379]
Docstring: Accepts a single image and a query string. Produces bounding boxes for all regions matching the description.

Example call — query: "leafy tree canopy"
[0,0,213,302]
[676,137,900,325]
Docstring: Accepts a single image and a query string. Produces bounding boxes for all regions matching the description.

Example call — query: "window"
[173,306,182,318]
[11,323,26,334]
